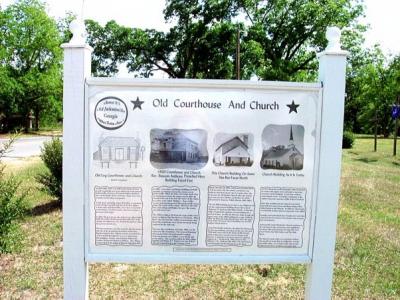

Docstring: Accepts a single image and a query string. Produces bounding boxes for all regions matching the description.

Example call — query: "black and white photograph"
[93,135,145,169]
[213,133,254,167]
[150,129,208,170]
[260,125,304,170]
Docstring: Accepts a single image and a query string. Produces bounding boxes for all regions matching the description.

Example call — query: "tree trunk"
[34,109,40,131]
[35,112,39,131]
[25,115,31,133]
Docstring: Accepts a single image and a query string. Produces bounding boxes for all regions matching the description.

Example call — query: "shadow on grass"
[30,200,61,216]
[392,161,400,167]
[348,151,359,155]
[354,157,378,163]
[355,135,388,139]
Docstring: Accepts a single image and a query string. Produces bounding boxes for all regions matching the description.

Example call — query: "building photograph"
[260,125,304,170]
[150,129,208,169]
[213,133,253,167]
[93,136,145,168]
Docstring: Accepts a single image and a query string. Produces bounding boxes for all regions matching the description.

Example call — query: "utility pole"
[236,25,240,80]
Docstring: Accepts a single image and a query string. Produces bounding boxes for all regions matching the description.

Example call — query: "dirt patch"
[0,254,15,273]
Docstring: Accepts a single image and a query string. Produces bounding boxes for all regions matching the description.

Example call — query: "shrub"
[37,138,62,201]
[342,131,355,149]
[0,136,27,253]
[0,176,26,252]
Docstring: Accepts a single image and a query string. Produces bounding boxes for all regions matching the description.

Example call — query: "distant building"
[260,126,303,170]
[151,131,200,163]
[94,136,143,168]
[214,135,252,166]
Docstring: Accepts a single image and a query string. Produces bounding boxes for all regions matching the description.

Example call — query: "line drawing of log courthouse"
[93,136,145,168]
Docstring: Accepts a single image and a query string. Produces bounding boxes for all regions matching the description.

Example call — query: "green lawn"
[0,126,62,139]
[0,138,399,299]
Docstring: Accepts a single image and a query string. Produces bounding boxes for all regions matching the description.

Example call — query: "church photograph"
[150,128,208,170]
[260,125,304,170]
[213,133,254,167]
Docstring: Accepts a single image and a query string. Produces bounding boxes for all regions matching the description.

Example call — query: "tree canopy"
[84,0,400,136]
[85,0,364,81]
[1,0,398,136]
[346,49,400,136]
[0,0,62,131]
[236,0,363,80]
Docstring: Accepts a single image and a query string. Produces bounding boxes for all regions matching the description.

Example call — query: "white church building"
[260,126,303,170]
[214,135,252,166]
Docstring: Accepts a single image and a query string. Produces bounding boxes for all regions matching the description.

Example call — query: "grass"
[0,127,62,139]
[0,138,399,299]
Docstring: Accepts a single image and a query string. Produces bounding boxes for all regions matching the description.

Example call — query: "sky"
[2,0,400,55]
[262,125,304,153]
[362,0,400,56]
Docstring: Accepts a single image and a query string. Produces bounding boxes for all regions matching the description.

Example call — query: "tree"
[84,1,241,78]
[85,10,238,79]
[233,0,364,80]
[356,48,390,135]
[85,0,364,81]
[344,46,400,137]
[377,54,400,136]
[85,20,132,77]
[341,24,370,132]
[0,0,62,132]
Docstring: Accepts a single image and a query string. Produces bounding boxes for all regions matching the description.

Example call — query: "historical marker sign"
[85,80,321,262]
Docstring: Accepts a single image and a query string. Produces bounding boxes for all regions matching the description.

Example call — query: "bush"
[0,176,26,252]
[0,136,27,253]
[37,138,62,201]
[342,131,355,149]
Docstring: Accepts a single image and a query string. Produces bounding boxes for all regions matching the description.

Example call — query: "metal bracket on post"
[305,27,348,300]
[62,18,92,300]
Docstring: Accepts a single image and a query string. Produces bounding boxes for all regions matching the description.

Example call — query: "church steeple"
[288,125,295,149]
[289,126,294,142]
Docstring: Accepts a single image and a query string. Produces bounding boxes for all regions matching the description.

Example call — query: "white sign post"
[61,19,92,300]
[305,27,348,299]
[62,19,347,300]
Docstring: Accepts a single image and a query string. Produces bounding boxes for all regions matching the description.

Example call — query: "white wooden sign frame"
[62,24,347,300]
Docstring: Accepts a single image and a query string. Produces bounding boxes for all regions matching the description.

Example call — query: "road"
[0,136,55,161]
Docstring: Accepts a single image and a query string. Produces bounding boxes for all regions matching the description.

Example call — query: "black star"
[287,100,300,114]
[131,97,144,110]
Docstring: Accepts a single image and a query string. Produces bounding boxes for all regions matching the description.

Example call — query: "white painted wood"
[86,77,321,91]
[69,19,86,45]
[62,21,93,299]
[305,27,348,300]
[306,88,324,266]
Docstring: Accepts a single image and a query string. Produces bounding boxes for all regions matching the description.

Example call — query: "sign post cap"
[69,18,86,45]
[326,27,342,52]
[317,26,348,57]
